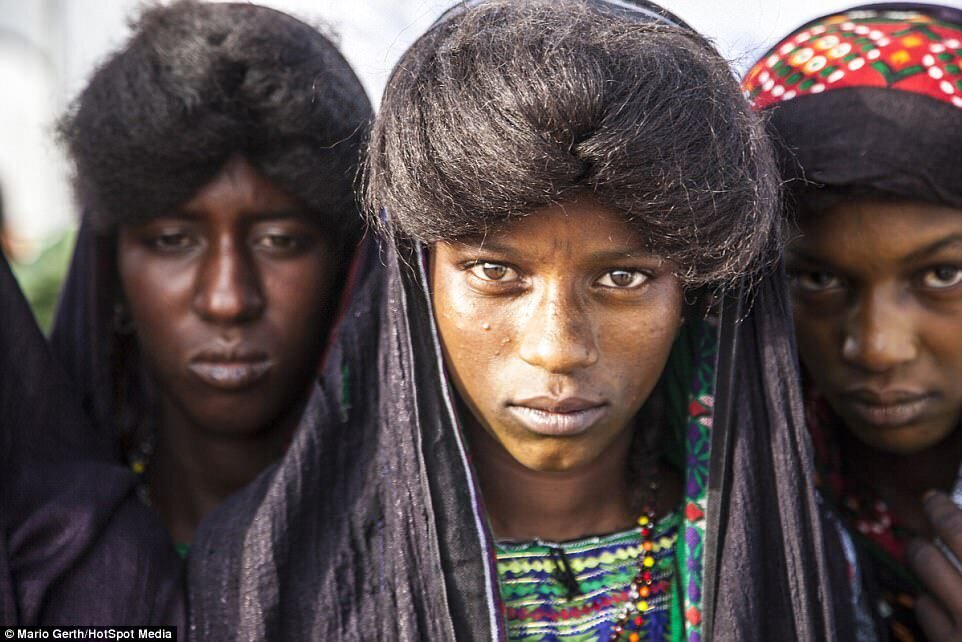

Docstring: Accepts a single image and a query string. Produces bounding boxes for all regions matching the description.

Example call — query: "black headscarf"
[744,3,962,211]
[0,250,184,626]
[185,215,845,640]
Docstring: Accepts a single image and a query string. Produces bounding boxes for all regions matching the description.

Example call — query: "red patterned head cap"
[745,4,962,110]
[743,3,962,211]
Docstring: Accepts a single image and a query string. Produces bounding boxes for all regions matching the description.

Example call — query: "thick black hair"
[60,0,372,245]
[365,0,780,288]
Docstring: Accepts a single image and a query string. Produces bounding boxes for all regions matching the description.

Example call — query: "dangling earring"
[112,301,136,334]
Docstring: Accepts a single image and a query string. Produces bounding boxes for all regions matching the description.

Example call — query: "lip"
[507,396,608,437]
[188,348,273,391]
[838,388,937,428]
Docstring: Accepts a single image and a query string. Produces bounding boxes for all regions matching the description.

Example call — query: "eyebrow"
[787,234,962,267]
[903,234,962,263]
[784,248,828,265]
[455,240,654,261]
[172,207,313,221]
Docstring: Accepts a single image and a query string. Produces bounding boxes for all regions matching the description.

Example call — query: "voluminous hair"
[365,0,780,288]
[60,0,372,244]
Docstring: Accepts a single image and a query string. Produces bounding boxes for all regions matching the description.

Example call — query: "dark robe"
[0,250,184,627]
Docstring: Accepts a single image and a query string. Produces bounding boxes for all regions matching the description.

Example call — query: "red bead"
[641,527,651,537]
[634,616,644,626]
[642,571,652,582]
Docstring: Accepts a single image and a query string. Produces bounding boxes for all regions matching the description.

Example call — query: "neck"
[467,418,679,542]
[841,426,962,535]
[146,400,301,545]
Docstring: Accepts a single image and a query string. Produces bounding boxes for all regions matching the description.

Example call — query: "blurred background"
[1,0,961,324]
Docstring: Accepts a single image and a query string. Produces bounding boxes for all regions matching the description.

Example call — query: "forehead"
[789,200,962,266]
[180,156,301,216]
[453,196,649,258]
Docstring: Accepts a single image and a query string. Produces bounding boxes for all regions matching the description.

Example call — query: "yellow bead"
[638,516,650,526]
[643,556,655,568]
[132,461,145,475]
[637,600,649,611]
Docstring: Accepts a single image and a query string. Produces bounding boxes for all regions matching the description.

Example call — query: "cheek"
[599,301,682,402]
[432,276,517,410]
[791,303,842,376]
[259,256,338,354]
[923,313,962,395]
[118,254,195,361]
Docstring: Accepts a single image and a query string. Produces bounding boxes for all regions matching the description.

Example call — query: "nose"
[192,236,265,324]
[518,283,599,374]
[841,289,916,373]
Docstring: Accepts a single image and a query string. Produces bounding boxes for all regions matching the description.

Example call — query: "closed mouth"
[506,403,607,437]
[838,390,937,428]
[187,357,273,391]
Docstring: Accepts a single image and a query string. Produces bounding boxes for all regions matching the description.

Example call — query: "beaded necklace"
[608,479,665,641]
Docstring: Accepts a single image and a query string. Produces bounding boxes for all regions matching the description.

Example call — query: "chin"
[510,443,594,473]
[848,421,954,456]
[189,404,282,438]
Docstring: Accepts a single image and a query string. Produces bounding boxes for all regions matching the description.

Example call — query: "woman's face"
[787,200,962,455]
[117,156,338,437]
[431,195,684,473]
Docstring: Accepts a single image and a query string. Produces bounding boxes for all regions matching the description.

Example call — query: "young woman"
[51,1,372,552]
[189,1,842,640]
[745,4,962,640]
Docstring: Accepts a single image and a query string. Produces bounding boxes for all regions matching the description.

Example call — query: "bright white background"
[2,0,961,243]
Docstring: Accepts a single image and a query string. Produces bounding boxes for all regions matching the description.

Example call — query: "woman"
[189,1,841,640]
[1,249,183,626]
[744,4,962,640]
[52,0,372,550]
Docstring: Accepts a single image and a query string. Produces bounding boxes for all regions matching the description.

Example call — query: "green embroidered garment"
[497,511,679,642]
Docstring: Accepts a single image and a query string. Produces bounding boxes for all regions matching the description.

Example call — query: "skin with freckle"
[787,200,962,455]
[431,195,683,472]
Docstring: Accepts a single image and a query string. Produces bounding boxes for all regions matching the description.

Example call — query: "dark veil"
[49,224,129,457]
[187,226,844,640]
[0,250,184,625]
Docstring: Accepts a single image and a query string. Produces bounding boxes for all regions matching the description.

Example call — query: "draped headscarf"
[0,250,184,626]
[745,5,962,640]
[187,3,844,641]
[744,2,962,209]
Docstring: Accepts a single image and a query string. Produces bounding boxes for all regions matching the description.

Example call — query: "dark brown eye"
[483,263,506,280]
[468,261,517,282]
[256,233,299,250]
[151,232,195,251]
[597,269,647,289]
[922,266,962,289]
[792,271,842,292]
